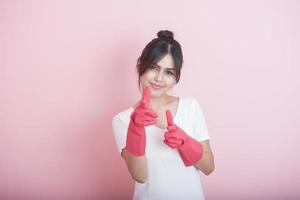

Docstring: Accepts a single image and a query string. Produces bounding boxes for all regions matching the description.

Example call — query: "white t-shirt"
[112,97,210,200]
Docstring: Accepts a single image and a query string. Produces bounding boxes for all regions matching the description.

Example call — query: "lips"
[150,83,165,90]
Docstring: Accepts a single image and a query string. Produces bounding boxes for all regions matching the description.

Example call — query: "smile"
[150,83,165,90]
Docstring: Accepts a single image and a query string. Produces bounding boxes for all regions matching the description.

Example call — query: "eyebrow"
[152,63,176,71]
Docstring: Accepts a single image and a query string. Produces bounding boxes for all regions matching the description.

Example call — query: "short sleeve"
[112,114,128,154]
[191,98,210,142]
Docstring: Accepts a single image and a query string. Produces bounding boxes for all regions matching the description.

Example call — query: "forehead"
[155,54,175,70]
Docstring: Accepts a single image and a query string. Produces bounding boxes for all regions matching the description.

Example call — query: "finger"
[166,110,175,126]
[133,114,155,126]
[143,120,156,126]
[165,142,177,148]
[143,109,158,118]
[164,131,176,139]
[164,131,180,140]
[168,138,184,145]
[164,139,178,148]
[167,125,176,132]
[142,115,157,122]
[164,131,174,139]
[143,118,156,124]
[140,86,151,108]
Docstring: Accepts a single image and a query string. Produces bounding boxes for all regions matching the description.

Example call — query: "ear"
[136,57,141,67]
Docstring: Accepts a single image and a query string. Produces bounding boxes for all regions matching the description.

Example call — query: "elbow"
[204,170,214,176]
[133,175,147,183]
[130,169,147,183]
[135,178,146,184]
[204,165,215,176]
[131,170,147,184]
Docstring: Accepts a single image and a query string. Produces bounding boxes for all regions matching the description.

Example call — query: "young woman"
[112,30,215,200]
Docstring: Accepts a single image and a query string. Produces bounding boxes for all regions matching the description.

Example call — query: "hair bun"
[157,30,174,40]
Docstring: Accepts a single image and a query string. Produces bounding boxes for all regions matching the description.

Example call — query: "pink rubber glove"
[125,87,157,156]
[164,110,204,166]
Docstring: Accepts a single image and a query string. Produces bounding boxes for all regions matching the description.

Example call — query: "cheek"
[141,71,155,81]
[165,78,176,87]
[140,73,151,85]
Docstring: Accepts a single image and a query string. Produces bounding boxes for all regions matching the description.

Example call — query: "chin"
[152,90,168,97]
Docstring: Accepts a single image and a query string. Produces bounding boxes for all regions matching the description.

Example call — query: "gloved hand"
[125,86,158,156]
[164,110,204,166]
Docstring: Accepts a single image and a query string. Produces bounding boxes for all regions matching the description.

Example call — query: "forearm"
[175,134,215,174]
[122,148,148,183]
[194,143,215,175]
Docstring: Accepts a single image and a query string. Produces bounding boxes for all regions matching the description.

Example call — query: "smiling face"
[139,54,177,97]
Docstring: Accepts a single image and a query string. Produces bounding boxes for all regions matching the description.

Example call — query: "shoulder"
[112,107,134,126]
[180,96,202,109]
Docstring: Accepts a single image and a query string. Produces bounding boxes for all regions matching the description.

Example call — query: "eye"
[166,71,174,76]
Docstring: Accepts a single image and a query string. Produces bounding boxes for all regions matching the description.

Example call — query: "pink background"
[1,0,299,199]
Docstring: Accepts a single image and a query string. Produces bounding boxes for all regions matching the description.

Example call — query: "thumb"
[166,110,175,127]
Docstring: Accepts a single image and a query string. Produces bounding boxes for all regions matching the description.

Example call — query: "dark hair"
[136,30,183,90]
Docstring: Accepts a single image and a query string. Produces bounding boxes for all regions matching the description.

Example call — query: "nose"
[154,70,164,82]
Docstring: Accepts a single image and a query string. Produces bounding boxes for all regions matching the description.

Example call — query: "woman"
[112,30,215,200]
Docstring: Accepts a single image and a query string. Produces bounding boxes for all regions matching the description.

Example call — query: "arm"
[122,86,156,183]
[121,148,148,183]
[194,140,215,175]
[164,110,215,175]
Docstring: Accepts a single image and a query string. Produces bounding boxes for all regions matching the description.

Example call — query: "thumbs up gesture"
[164,110,204,166]
[125,86,158,156]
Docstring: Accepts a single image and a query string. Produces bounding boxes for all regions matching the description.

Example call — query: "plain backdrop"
[1,0,299,199]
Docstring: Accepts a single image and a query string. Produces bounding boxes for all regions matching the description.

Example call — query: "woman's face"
[140,54,177,98]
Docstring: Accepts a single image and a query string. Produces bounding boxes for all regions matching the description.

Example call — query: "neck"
[149,94,170,110]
